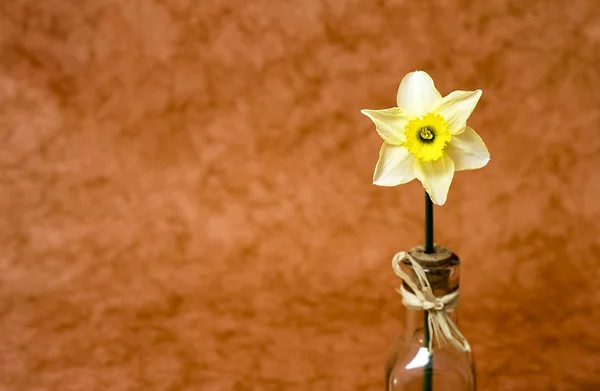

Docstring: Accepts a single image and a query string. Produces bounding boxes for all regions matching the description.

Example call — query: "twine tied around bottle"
[392,251,471,354]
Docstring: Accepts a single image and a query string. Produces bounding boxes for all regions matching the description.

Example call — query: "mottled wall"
[0,0,599,390]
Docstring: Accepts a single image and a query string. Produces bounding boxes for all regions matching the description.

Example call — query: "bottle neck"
[403,307,459,342]
[399,245,461,343]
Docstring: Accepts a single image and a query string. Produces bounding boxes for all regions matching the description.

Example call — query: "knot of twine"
[392,251,471,353]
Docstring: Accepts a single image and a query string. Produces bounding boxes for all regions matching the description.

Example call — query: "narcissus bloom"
[361,71,490,205]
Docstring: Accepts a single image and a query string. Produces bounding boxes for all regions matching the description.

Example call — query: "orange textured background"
[0,0,599,390]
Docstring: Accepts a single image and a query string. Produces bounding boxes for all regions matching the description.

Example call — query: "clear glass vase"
[385,245,476,391]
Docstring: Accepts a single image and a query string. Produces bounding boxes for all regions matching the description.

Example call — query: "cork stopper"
[406,244,460,268]
[402,244,460,295]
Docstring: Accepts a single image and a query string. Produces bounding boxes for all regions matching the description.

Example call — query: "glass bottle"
[385,245,476,391]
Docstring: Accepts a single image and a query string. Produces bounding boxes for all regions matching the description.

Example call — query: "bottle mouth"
[402,244,460,268]
[401,245,461,296]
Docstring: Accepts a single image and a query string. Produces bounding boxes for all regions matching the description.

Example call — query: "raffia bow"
[392,251,471,353]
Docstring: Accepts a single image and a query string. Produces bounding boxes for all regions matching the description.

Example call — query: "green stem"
[425,192,434,254]
[423,191,434,391]
[423,312,433,391]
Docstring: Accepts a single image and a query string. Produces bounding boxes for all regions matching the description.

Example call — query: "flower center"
[403,113,451,162]
[419,127,434,141]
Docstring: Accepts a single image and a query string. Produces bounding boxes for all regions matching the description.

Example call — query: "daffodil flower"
[361,71,490,205]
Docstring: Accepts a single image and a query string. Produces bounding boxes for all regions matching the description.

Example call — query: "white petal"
[445,126,490,171]
[361,108,410,145]
[373,143,416,186]
[436,90,482,135]
[396,71,442,117]
[414,154,455,205]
